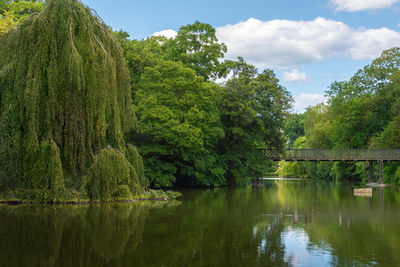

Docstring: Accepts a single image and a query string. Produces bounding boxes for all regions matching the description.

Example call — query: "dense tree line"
[115,26,291,188]
[281,48,400,184]
[0,0,291,201]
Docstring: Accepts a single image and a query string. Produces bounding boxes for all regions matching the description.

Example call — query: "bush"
[134,189,182,200]
[112,185,132,199]
[28,139,65,201]
[87,148,142,201]
[125,144,147,187]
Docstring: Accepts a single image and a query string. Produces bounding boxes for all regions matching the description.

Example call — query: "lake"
[0,181,400,266]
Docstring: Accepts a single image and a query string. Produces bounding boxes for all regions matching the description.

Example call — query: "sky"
[81,0,400,112]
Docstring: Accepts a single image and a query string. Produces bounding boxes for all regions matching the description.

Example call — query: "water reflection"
[0,183,400,266]
[0,201,180,267]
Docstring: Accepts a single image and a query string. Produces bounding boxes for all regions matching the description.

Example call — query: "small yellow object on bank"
[354,188,372,194]
[354,188,373,197]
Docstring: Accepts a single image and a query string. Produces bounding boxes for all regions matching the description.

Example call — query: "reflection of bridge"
[259,149,400,183]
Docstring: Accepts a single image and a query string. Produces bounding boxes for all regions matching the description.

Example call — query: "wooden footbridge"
[259,149,400,183]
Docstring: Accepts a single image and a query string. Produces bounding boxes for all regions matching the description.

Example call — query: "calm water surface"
[1,181,400,267]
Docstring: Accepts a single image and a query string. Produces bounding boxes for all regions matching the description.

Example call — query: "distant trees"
[283,113,305,148]
[280,47,400,184]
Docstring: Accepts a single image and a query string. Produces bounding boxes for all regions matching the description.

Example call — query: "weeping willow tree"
[0,0,145,201]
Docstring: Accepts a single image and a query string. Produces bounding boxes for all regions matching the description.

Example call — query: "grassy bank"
[0,189,182,204]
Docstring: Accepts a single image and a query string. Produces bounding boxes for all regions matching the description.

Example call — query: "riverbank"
[0,189,182,205]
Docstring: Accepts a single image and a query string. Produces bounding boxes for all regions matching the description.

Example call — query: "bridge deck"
[259,149,400,161]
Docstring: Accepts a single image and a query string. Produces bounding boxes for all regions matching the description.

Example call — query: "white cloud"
[152,29,177,39]
[331,0,400,12]
[350,28,400,59]
[293,93,328,113]
[216,17,400,68]
[283,69,309,84]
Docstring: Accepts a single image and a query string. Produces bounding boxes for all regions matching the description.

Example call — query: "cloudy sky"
[82,0,400,112]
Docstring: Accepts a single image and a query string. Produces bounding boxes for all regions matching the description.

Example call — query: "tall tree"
[220,58,291,183]
[131,60,225,187]
[0,0,144,200]
[163,21,229,80]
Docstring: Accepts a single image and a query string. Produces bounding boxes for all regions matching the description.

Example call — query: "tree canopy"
[163,21,229,80]
[0,0,292,196]
[280,47,400,184]
[116,28,291,187]
[0,0,145,200]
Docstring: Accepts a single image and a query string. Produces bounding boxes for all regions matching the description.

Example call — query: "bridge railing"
[259,149,400,161]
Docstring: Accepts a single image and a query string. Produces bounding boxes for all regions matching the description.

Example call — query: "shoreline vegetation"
[0,0,291,202]
[1,0,399,202]
[0,189,182,204]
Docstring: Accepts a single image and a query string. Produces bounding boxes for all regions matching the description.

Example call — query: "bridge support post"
[379,160,384,184]
[368,161,374,182]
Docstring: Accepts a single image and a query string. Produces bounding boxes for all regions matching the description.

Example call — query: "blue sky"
[81,0,400,112]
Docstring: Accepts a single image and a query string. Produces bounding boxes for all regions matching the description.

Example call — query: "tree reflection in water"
[0,183,400,267]
[0,201,179,267]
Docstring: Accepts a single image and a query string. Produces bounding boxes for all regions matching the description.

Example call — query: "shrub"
[125,144,147,187]
[87,149,141,201]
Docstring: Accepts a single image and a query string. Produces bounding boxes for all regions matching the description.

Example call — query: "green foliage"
[87,148,141,201]
[0,0,145,200]
[125,144,147,187]
[324,48,400,183]
[371,115,400,149]
[116,26,291,187]
[0,10,17,35]
[277,136,308,178]
[29,139,64,199]
[220,60,292,183]
[0,0,45,36]
[114,35,166,100]
[132,60,225,187]
[164,21,229,80]
[393,165,400,184]
[117,21,229,81]
[134,189,182,200]
[303,104,332,148]
[277,160,307,178]
[110,23,291,188]
[284,113,305,147]
[293,136,306,148]
[331,162,360,182]
[281,47,400,184]
[4,1,45,20]
[371,116,400,183]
